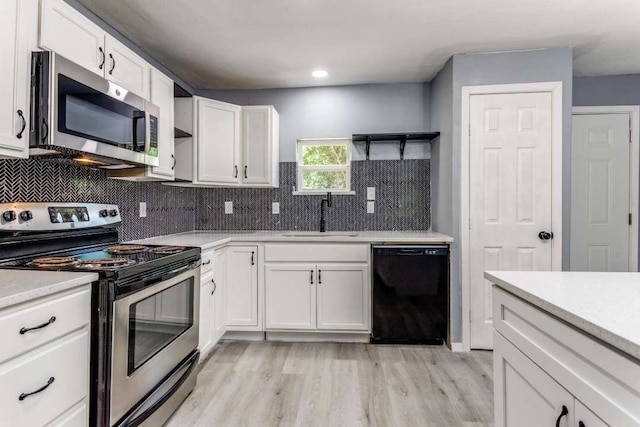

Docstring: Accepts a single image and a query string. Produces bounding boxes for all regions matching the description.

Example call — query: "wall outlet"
[224,201,233,214]
[139,202,147,218]
[272,202,280,214]
[367,201,375,214]
[367,187,376,200]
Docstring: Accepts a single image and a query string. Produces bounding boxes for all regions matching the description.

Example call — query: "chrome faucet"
[319,192,332,232]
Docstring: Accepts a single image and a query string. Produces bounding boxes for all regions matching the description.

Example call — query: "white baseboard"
[223,331,265,341]
[266,331,370,343]
[450,342,466,352]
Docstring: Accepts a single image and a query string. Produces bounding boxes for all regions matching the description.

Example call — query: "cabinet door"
[148,68,175,179]
[40,0,104,76]
[265,264,316,330]
[494,332,574,427]
[0,0,36,159]
[195,98,241,184]
[575,400,608,427]
[316,264,369,331]
[225,246,258,327]
[242,106,271,185]
[211,249,227,344]
[199,270,214,359]
[104,35,150,99]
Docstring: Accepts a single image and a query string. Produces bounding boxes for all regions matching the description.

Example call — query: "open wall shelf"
[352,132,440,160]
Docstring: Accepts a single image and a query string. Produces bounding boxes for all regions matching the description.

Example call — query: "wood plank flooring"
[166,341,494,427]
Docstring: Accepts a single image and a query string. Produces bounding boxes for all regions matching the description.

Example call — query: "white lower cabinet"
[265,264,316,330]
[263,244,370,333]
[198,249,227,361]
[493,286,636,426]
[0,285,91,427]
[225,246,259,330]
[316,264,369,331]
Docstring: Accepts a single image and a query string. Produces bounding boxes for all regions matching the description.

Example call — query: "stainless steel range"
[0,202,200,427]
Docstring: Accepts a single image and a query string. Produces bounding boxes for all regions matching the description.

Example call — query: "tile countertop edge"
[485,271,640,361]
[0,271,98,310]
[133,231,454,250]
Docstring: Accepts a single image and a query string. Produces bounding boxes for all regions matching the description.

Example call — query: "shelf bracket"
[399,135,407,160]
[365,136,371,160]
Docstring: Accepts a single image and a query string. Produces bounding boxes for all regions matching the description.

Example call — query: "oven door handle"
[115,351,199,427]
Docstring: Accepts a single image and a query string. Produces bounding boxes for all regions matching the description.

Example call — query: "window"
[296,138,352,194]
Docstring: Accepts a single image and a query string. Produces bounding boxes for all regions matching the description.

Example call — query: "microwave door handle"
[132,113,144,152]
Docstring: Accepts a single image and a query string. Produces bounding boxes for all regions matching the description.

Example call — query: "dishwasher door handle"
[397,249,423,255]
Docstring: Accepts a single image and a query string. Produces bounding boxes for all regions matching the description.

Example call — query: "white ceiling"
[78,0,640,90]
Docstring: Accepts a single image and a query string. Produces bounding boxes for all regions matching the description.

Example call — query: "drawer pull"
[19,316,56,335]
[211,278,217,295]
[19,376,55,401]
[578,422,585,427]
[202,260,211,266]
[555,405,568,427]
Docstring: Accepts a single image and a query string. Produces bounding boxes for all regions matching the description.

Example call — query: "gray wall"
[198,84,431,162]
[430,48,574,344]
[64,0,195,94]
[574,74,640,106]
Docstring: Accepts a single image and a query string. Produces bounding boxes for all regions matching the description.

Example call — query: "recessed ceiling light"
[312,70,328,78]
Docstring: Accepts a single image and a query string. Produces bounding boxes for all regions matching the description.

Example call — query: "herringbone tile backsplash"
[197,160,430,231]
[1,158,430,239]
[0,158,196,241]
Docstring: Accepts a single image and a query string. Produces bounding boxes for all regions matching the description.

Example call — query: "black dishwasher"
[371,245,449,345]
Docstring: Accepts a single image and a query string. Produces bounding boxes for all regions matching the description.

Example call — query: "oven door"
[110,266,199,426]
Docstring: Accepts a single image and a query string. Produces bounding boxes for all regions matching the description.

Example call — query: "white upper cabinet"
[0,0,38,159]
[147,68,175,179]
[40,0,150,98]
[242,106,279,186]
[174,98,280,187]
[104,35,150,100]
[196,97,242,184]
[40,0,104,76]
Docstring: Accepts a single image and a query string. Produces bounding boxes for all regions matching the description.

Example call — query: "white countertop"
[486,271,640,360]
[0,270,98,309]
[133,230,453,250]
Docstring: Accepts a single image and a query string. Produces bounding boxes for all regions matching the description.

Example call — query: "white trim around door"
[572,105,639,272]
[460,81,564,352]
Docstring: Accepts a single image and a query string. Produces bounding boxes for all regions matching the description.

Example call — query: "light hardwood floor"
[166,341,494,427]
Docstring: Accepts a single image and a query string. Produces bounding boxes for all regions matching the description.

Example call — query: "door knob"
[538,231,553,240]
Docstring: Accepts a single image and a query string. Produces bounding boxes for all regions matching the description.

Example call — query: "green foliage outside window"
[300,144,348,190]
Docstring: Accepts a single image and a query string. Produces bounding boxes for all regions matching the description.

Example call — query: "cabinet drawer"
[0,286,91,363]
[265,244,369,263]
[201,250,215,273]
[48,401,87,427]
[0,330,89,427]
[493,287,640,425]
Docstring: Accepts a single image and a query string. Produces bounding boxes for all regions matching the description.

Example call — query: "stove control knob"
[2,211,16,222]
[99,209,109,218]
[108,209,118,217]
[19,210,33,221]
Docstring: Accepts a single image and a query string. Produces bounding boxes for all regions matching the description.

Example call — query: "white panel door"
[225,246,258,327]
[470,92,554,349]
[494,332,574,427]
[148,68,176,179]
[0,0,36,158]
[316,264,369,331]
[196,98,241,184]
[198,270,214,358]
[104,35,150,99]
[40,0,105,76]
[571,114,630,272]
[242,106,271,185]
[265,264,316,330]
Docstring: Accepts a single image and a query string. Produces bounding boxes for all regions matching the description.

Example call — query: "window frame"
[296,138,353,194]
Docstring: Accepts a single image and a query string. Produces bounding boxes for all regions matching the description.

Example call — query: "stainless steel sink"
[283,232,359,238]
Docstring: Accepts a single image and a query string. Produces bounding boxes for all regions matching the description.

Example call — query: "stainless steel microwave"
[29,51,159,168]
